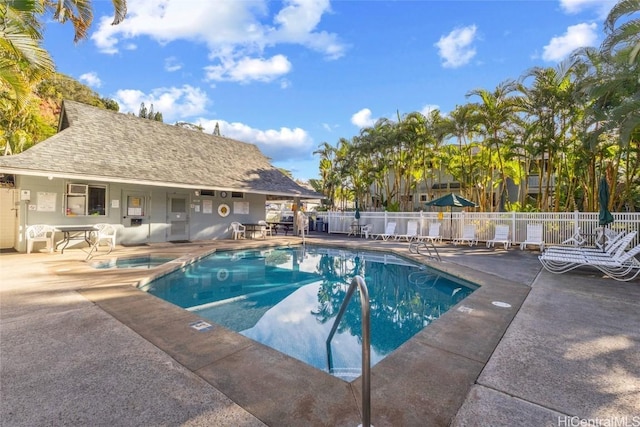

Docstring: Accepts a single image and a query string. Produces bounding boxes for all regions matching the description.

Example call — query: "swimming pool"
[139,245,476,380]
[92,255,177,269]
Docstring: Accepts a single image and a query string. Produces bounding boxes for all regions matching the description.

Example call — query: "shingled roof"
[0,100,320,198]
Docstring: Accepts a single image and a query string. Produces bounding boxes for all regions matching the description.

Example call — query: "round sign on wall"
[218,203,230,217]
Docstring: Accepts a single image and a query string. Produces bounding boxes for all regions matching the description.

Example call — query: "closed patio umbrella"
[425,193,477,208]
[598,176,614,251]
[425,193,477,239]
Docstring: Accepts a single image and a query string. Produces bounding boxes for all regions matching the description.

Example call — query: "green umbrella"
[598,176,614,251]
[598,177,614,227]
[425,193,477,239]
[424,193,477,208]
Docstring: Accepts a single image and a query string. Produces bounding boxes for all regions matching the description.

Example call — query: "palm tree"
[467,80,521,211]
[46,0,127,42]
[602,0,640,64]
[446,104,480,199]
[1,0,55,105]
[572,45,640,210]
[358,118,398,209]
[313,142,339,208]
[1,0,127,154]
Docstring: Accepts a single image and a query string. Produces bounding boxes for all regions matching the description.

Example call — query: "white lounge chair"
[372,222,397,241]
[453,224,477,246]
[561,228,587,246]
[417,222,442,244]
[520,223,545,251]
[395,220,419,241]
[486,224,511,249]
[595,228,625,251]
[545,231,636,258]
[26,224,55,254]
[230,222,246,240]
[539,239,640,281]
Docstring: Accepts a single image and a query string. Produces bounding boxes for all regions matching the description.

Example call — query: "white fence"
[300,211,640,248]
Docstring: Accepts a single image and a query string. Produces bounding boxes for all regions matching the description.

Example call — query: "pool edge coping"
[75,238,531,426]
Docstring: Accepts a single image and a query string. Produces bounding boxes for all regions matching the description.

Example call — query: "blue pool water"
[139,245,476,380]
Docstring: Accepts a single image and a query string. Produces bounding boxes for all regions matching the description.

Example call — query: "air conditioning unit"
[67,183,88,195]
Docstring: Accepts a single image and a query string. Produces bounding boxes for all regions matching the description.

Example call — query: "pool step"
[328,367,361,381]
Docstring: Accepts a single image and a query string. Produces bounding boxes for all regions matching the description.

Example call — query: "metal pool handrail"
[326,275,371,427]
[408,240,441,261]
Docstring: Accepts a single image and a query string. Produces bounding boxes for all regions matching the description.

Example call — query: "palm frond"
[604,0,640,32]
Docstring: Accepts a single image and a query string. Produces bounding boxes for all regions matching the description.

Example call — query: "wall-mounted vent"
[67,183,88,195]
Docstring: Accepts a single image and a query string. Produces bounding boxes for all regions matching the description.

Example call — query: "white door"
[0,189,18,249]
[167,194,189,242]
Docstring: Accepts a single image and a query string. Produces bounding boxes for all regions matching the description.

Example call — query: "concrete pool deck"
[1,233,638,426]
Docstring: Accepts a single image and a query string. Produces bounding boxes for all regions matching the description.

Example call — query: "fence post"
[511,211,517,242]
[573,210,579,235]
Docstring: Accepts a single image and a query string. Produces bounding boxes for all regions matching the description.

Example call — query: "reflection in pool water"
[140,245,476,380]
[92,255,176,269]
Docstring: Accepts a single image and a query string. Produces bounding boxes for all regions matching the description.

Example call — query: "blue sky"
[43,0,617,181]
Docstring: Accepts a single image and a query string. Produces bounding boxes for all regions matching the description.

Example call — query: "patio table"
[54,225,99,258]
[348,224,366,237]
[268,222,294,236]
[242,223,263,239]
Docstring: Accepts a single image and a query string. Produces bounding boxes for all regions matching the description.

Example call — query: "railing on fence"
[299,210,640,249]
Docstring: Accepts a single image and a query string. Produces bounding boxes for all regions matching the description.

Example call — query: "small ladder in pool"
[326,275,371,427]
[408,240,441,261]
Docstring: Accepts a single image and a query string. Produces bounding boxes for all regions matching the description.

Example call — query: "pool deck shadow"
[2,232,639,426]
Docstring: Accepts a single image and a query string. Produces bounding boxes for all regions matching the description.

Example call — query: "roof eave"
[0,167,321,199]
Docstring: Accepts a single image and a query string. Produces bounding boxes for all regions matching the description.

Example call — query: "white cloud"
[322,123,337,132]
[113,85,209,122]
[78,72,102,88]
[351,108,376,128]
[110,82,312,162]
[542,22,598,62]
[420,104,440,117]
[280,79,291,89]
[90,0,345,82]
[435,25,478,68]
[204,55,291,83]
[559,0,617,19]
[198,118,314,161]
[164,56,182,72]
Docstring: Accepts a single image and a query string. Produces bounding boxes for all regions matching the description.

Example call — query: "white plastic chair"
[26,224,56,254]
[453,224,477,246]
[372,222,397,241]
[361,224,373,239]
[418,222,442,244]
[230,222,246,240]
[296,212,309,236]
[258,220,273,238]
[520,223,544,251]
[94,223,117,251]
[395,220,419,241]
[486,224,511,249]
